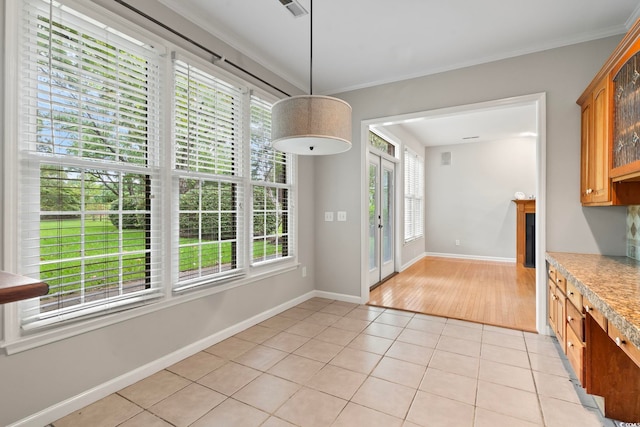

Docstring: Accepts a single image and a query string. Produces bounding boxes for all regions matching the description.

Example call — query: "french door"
[368,153,396,289]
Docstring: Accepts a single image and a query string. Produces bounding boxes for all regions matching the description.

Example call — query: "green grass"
[40,218,280,293]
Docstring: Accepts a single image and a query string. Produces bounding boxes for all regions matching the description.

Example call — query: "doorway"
[360,93,547,333]
[368,153,396,289]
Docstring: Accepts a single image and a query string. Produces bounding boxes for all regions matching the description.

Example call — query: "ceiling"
[380,102,538,147]
[156,0,639,147]
[158,0,640,95]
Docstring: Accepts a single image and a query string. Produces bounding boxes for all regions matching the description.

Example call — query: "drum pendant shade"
[271,95,352,155]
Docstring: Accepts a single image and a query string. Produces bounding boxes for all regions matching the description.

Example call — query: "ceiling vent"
[279,0,308,17]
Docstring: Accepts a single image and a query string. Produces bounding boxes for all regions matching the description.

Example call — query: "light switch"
[337,211,347,221]
[324,211,334,222]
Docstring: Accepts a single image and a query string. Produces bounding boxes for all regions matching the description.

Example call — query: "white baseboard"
[400,252,427,271]
[426,252,516,263]
[312,290,362,305]
[10,289,363,427]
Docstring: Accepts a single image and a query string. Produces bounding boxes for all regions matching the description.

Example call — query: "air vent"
[279,0,308,17]
[441,152,452,166]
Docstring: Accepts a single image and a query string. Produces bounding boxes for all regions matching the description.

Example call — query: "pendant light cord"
[310,0,313,95]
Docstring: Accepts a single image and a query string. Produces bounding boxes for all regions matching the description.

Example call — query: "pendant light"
[271,0,352,155]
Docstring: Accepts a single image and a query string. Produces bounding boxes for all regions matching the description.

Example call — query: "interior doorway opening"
[360,93,547,333]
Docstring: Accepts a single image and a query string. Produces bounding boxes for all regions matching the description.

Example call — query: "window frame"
[404,147,424,243]
[249,93,295,267]
[2,0,297,353]
[171,55,248,292]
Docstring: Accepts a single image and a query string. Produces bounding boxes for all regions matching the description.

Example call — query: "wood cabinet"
[546,263,587,388]
[547,268,566,352]
[577,19,640,205]
[580,78,611,204]
[547,259,640,422]
[611,35,640,180]
[566,325,585,384]
[586,314,640,422]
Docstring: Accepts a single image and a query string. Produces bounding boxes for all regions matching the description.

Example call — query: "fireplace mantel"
[513,199,536,267]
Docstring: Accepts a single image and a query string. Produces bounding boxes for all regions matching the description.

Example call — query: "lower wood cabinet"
[586,314,640,422]
[547,261,640,422]
[547,270,567,353]
[608,322,640,368]
[566,300,584,341]
[565,324,585,384]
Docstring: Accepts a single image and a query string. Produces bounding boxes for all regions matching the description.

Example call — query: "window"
[11,0,295,334]
[369,131,395,157]
[404,148,424,242]
[18,0,163,327]
[250,95,293,264]
[173,59,245,290]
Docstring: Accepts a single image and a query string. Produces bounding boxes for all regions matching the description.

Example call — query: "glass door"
[369,153,395,289]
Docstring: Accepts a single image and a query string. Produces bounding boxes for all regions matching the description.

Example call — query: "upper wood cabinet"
[580,78,611,204]
[577,19,640,206]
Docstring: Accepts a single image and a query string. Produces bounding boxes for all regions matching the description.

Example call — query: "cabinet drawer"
[584,302,607,332]
[555,271,567,294]
[566,325,585,385]
[566,301,585,342]
[547,264,557,283]
[565,281,582,312]
[608,322,640,368]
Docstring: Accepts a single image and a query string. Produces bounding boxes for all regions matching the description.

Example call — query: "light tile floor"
[52,298,618,427]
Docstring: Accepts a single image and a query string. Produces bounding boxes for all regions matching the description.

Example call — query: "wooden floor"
[368,256,537,332]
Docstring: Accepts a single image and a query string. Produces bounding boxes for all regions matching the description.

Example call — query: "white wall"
[424,138,536,259]
[313,35,628,301]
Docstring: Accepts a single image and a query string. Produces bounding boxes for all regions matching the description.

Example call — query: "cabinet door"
[556,290,567,352]
[549,282,557,330]
[580,98,592,204]
[566,325,585,385]
[590,79,611,203]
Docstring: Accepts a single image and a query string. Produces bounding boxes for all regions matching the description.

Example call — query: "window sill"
[1,260,299,355]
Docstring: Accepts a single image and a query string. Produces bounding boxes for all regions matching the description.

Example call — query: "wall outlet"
[337,211,347,221]
[302,266,307,277]
[455,239,460,246]
[325,211,334,222]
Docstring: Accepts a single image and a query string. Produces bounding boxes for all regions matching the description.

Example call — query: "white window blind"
[250,95,293,264]
[10,0,298,340]
[404,148,424,242]
[173,59,245,290]
[18,0,163,328]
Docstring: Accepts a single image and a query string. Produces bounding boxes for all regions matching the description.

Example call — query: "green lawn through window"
[39,219,280,293]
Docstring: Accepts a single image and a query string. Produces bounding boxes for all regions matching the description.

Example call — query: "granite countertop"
[545,252,640,350]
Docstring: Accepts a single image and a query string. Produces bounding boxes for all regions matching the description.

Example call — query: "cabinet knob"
[615,337,625,347]
[567,315,573,322]
[568,291,573,296]
[585,305,591,313]
[567,341,573,348]
[548,269,553,276]
[558,279,563,283]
